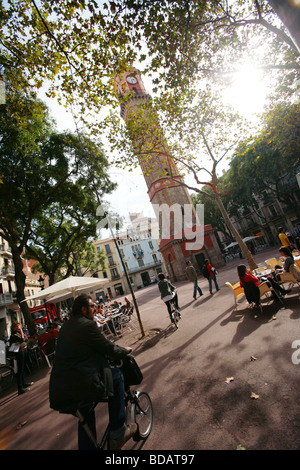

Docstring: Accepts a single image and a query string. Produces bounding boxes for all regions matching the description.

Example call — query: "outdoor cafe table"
[105,309,123,336]
[253,268,272,278]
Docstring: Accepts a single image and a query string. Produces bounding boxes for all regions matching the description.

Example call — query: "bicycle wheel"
[131,391,153,439]
[0,366,14,393]
[172,310,179,329]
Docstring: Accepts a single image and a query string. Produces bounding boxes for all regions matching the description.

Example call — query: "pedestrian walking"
[185,260,203,300]
[202,259,220,294]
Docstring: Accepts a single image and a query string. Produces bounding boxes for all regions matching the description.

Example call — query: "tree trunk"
[214,192,258,271]
[267,0,300,54]
[11,245,36,335]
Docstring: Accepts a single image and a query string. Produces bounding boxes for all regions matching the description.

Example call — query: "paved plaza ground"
[1,246,300,451]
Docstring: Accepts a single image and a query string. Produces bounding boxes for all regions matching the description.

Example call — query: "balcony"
[125,259,162,275]
[0,293,14,306]
[0,266,15,278]
[0,244,12,257]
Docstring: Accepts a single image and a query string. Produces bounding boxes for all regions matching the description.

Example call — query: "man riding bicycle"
[49,294,137,450]
[157,273,180,322]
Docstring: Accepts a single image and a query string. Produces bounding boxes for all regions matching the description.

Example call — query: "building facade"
[0,238,44,339]
[219,178,300,252]
[92,212,167,299]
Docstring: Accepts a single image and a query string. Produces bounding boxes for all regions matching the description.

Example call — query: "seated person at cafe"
[38,326,56,354]
[120,297,133,315]
[276,246,296,273]
[51,322,60,339]
[112,300,122,309]
[238,264,290,307]
[238,265,261,307]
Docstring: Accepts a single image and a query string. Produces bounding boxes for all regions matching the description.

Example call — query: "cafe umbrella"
[21,276,109,303]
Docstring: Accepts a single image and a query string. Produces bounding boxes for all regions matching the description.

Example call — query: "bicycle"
[170,299,181,329]
[74,356,153,450]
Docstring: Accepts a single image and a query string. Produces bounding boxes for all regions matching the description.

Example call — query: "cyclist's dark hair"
[71,294,91,316]
[158,273,165,280]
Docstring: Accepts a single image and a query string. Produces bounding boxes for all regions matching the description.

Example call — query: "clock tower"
[116,68,223,281]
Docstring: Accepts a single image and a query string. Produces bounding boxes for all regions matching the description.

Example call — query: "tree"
[267,0,300,53]
[228,103,300,219]
[25,203,107,285]
[111,0,300,90]
[191,188,233,243]
[0,92,116,333]
[110,83,259,269]
[0,0,134,120]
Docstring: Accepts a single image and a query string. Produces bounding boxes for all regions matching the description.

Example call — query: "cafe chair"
[265,258,283,270]
[41,338,56,368]
[225,282,245,310]
[118,312,138,335]
[277,265,300,290]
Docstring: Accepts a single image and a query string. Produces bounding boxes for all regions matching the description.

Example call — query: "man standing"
[185,260,203,300]
[202,259,220,295]
[278,227,293,252]
[49,294,137,450]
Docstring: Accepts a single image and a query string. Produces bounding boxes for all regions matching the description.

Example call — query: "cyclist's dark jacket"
[49,314,128,413]
[158,279,175,299]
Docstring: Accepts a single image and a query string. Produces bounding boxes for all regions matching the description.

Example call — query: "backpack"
[201,265,210,279]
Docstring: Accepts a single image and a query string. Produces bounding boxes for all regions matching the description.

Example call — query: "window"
[108,255,115,266]
[105,244,111,254]
[152,254,158,263]
[138,259,144,267]
[110,268,119,278]
[268,204,278,217]
[148,241,154,250]
[103,271,107,278]
[119,248,124,258]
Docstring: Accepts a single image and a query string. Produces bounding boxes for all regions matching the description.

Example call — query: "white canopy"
[224,235,260,250]
[22,276,109,303]
[243,236,259,243]
[224,241,238,250]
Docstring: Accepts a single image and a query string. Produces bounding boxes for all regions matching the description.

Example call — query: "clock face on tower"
[126,76,137,84]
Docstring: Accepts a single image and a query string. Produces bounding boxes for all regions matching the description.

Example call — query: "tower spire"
[117,68,224,281]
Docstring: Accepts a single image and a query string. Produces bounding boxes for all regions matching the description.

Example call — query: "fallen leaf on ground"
[250,392,259,399]
[236,444,247,450]
[16,421,27,430]
[225,377,234,383]
[250,356,257,361]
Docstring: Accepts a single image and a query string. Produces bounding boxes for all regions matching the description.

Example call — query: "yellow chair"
[277,264,300,290]
[225,282,245,310]
[265,258,283,270]
[295,258,300,269]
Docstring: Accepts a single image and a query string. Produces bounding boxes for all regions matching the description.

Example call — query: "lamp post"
[38,275,50,326]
